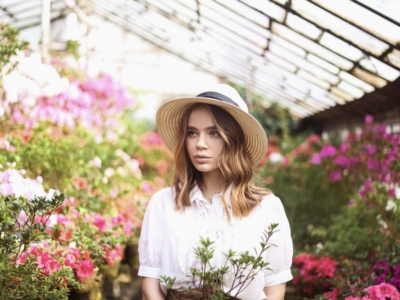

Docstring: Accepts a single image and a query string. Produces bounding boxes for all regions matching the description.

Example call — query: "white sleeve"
[263,195,293,287]
[138,190,166,279]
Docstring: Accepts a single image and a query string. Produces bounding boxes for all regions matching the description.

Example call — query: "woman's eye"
[210,131,220,137]
[187,131,196,136]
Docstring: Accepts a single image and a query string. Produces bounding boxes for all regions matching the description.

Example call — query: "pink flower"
[320,145,336,157]
[16,252,28,265]
[335,155,350,167]
[76,260,94,280]
[329,171,342,182]
[17,210,28,225]
[367,158,379,170]
[365,114,373,124]
[311,153,322,164]
[93,214,107,232]
[64,253,76,268]
[306,134,320,144]
[364,282,400,299]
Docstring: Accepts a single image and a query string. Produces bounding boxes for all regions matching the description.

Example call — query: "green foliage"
[320,201,386,261]
[259,152,351,251]
[0,23,29,75]
[160,223,279,299]
[0,193,65,259]
[0,193,81,299]
[0,259,76,300]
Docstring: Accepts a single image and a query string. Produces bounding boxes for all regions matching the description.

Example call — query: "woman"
[139,84,293,300]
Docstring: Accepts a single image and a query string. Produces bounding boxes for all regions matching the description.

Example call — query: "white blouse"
[138,185,293,300]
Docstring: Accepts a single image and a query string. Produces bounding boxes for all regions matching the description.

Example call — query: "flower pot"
[167,288,239,300]
[69,267,102,300]
[100,257,123,280]
[124,238,139,277]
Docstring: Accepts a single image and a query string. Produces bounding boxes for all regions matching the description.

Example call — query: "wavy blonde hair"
[171,103,270,220]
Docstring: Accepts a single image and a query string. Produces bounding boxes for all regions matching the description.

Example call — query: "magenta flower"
[76,260,94,279]
[311,153,322,164]
[340,143,350,153]
[329,171,342,182]
[93,214,107,232]
[320,145,336,157]
[359,181,374,197]
[15,252,28,265]
[335,155,350,167]
[365,282,400,299]
[364,144,377,156]
[367,158,379,170]
[365,114,373,124]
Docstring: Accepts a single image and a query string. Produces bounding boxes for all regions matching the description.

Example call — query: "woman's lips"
[194,155,210,163]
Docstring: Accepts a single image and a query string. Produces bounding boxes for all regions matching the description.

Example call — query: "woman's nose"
[196,133,207,149]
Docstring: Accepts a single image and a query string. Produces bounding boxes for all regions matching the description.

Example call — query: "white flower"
[386,199,396,211]
[104,168,114,177]
[89,156,102,168]
[269,152,283,164]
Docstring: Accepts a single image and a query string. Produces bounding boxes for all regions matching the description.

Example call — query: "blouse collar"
[189,183,233,206]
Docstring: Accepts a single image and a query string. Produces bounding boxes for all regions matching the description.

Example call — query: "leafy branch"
[160,223,279,299]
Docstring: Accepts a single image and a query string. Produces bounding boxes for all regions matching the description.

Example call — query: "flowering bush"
[0,26,173,296]
[261,115,400,298]
[0,170,82,299]
[292,253,337,296]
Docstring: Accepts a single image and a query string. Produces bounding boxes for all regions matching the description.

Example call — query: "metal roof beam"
[269,0,400,72]
[349,0,400,28]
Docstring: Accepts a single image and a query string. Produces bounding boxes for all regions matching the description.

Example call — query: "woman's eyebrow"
[187,125,217,130]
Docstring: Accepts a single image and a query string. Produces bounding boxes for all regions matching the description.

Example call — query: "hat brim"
[156,97,268,167]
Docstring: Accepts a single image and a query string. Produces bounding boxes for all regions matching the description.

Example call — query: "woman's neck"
[200,170,224,199]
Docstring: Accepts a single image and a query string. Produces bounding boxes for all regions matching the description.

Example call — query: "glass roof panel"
[388,49,400,68]
[274,0,288,4]
[330,86,354,102]
[286,13,321,39]
[314,0,400,45]
[358,0,400,23]
[292,0,390,56]
[338,71,375,93]
[200,18,264,54]
[351,67,387,88]
[265,52,297,73]
[205,0,271,39]
[200,5,268,48]
[326,92,346,105]
[269,42,339,84]
[307,54,339,74]
[160,0,199,20]
[285,87,307,100]
[271,23,354,70]
[320,32,364,61]
[270,34,306,57]
[304,97,332,109]
[359,56,400,81]
[297,70,331,89]
[337,81,365,99]
[215,0,270,28]
[242,0,286,22]
[300,99,325,112]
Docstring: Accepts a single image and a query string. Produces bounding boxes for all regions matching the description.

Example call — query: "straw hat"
[156,84,268,167]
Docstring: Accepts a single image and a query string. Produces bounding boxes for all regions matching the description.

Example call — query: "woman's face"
[185,106,225,175]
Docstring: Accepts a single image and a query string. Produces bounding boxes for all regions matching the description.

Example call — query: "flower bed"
[260,116,400,299]
[0,35,173,298]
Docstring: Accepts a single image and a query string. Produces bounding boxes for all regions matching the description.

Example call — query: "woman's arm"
[142,277,165,300]
[263,283,286,300]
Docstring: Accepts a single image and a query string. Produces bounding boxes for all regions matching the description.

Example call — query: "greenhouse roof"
[1,0,400,122]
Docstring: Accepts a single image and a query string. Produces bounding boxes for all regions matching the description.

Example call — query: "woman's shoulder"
[259,192,285,210]
[147,186,177,210]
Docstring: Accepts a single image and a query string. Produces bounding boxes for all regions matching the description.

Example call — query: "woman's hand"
[263,283,286,300]
[142,277,165,300]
